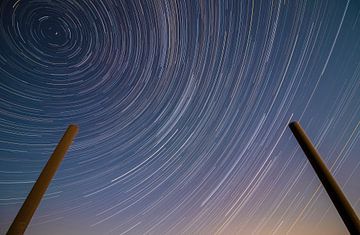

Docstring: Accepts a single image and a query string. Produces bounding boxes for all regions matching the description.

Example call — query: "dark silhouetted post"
[7,124,79,235]
[289,121,360,235]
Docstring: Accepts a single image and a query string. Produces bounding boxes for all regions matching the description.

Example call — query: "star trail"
[0,0,360,234]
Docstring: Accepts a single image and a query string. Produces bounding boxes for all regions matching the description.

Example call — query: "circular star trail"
[1,0,360,234]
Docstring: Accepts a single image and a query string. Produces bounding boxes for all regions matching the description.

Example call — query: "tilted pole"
[289,121,360,234]
[7,124,79,235]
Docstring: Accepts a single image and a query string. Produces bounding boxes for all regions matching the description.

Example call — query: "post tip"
[289,121,299,129]
[68,124,79,133]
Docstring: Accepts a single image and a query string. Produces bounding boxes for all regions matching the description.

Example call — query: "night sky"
[1,0,360,234]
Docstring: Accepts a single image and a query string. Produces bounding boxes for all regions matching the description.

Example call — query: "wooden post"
[289,121,360,234]
[7,124,78,235]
